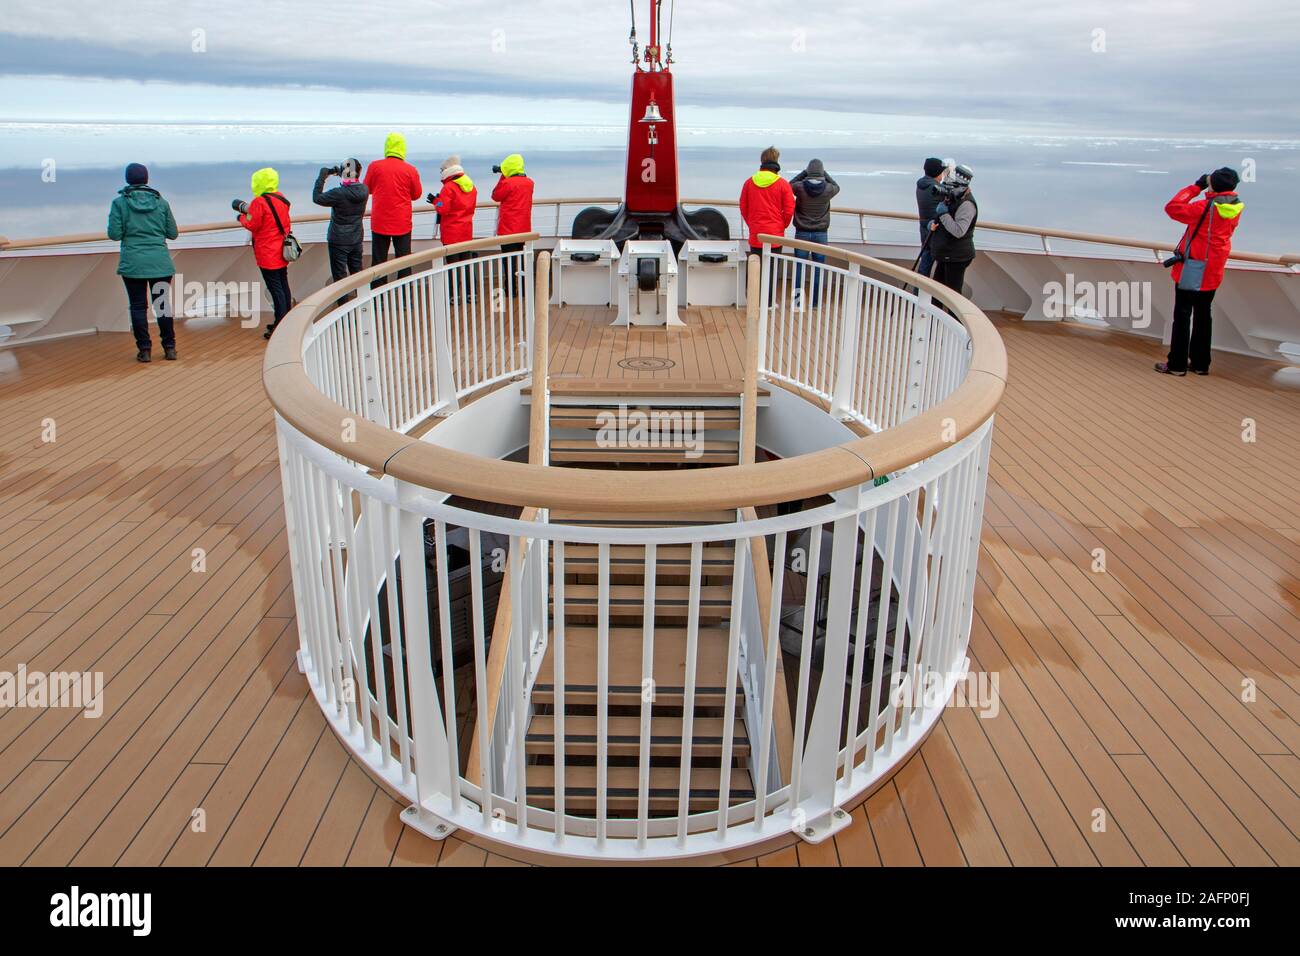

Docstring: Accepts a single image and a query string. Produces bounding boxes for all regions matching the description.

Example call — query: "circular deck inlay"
[617,357,676,371]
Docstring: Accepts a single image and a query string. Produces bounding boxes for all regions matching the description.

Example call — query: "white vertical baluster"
[753,530,787,828]
[675,542,703,846]
[716,538,747,837]
[636,543,656,849]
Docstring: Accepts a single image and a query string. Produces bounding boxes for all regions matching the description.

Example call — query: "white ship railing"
[264,227,1003,861]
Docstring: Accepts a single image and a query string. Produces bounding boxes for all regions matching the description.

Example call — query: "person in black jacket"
[915,157,946,277]
[928,165,977,295]
[790,158,840,307]
[313,159,369,301]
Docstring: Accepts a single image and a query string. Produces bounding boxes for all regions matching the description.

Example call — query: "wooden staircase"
[529,378,769,467]
[521,380,761,817]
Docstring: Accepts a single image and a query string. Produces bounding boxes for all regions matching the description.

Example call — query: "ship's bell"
[639,100,665,124]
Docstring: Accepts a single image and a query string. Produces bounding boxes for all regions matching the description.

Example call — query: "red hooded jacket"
[1165,184,1245,292]
[739,170,796,249]
[492,174,534,236]
[239,192,292,269]
[434,175,478,246]
[364,157,423,236]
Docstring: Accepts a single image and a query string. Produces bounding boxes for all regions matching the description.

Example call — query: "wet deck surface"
[1,306,1298,866]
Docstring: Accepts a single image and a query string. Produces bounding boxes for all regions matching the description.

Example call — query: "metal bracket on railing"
[401,803,460,841]
[794,806,854,845]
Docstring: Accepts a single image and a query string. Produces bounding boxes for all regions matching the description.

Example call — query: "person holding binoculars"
[234,167,295,339]
[1154,167,1243,377]
[313,159,369,300]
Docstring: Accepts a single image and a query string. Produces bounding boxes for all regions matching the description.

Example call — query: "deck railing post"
[792,510,859,845]
[830,262,862,419]
[430,266,460,414]
[901,294,931,422]
[356,300,390,428]
[394,480,457,838]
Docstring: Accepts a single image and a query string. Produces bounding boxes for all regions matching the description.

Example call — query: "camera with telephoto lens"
[492,164,502,174]
[231,199,249,215]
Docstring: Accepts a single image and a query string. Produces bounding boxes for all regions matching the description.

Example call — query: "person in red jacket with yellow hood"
[1155,167,1244,377]
[739,146,796,254]
[428,155,478,262]
[363,132,422,285]
[492,153,535,295]
[237,167,294,340]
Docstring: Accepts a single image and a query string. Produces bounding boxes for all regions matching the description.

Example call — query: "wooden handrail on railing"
[5,194,1295,265]
[264,233,1006,513]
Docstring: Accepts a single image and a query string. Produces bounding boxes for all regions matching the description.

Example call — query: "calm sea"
[1,123,1296,254]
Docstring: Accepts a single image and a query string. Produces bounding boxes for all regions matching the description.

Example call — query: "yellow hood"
[1214,200,1244,220]
[751,170,780,187]
[452,174,475,192]
[500,153,525,177]
[384,132,407,160]
[251,167,279,196]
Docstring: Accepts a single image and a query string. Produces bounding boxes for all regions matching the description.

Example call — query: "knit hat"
[923,157,945,178]
[341,158,362,180]
[125,163,149,186]
[804,158,827,179]
[1209,167,1240,193]
[441,155,464,179]
[946,164,974,187]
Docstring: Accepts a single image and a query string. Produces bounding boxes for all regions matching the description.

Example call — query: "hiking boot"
[136,349,151,363]
[163,347,177,361]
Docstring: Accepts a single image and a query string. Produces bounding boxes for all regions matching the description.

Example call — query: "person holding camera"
[1154,168,1244,377]
[915,157,947,278]
[492,153,534,295]
[363,133,422,286]
[427,155,478,262]
[927,164,977,295]
[313,158,369,298]
[236,167,294,339]
[107,163,179,363]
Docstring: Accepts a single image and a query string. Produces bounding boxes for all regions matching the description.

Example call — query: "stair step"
[549,439,739,464]
[528,378,757,398]
[525,764,755,812]
[534,627,740,705]
[526,715,749,757]
[556,543,736,575]
[549,509,737,527]
[555,584,733,619]
[550,407,741,430]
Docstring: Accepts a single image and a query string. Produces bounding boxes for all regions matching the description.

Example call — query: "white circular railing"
[266,231,1003,861]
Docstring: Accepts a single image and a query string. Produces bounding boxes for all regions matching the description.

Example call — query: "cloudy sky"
[1,0,1297,138]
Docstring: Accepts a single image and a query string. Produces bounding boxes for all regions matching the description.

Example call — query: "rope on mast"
[666,0,675,65]
[628,0,640,65]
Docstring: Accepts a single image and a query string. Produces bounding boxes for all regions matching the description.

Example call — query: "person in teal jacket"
[107,163,179,362]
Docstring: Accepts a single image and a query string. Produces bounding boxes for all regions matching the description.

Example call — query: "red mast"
[624,0,679,215]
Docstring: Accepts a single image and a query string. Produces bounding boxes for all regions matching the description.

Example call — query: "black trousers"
[933,260,970,295]
[371,231,412,286]
[260,267,292,326]
[328,240,364,304]
[1167,286,1216,373]
[122,276,175,352]
[500,241,525,296]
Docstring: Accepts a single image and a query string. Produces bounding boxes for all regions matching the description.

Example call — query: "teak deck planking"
[0,301,1298,866]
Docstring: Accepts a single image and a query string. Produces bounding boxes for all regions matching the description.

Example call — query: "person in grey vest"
[790,159,840,306]
[928,165,977,294]
[915,157,946,277]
